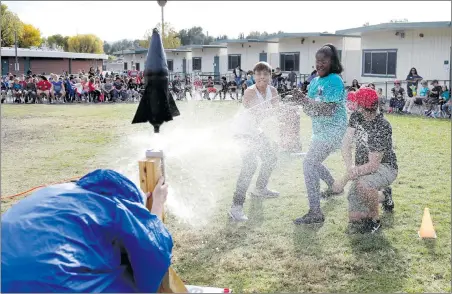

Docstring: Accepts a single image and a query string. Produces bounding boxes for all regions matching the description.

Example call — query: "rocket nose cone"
[145,28,168,75]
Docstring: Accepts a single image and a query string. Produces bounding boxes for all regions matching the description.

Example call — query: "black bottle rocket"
[132,28,180,133]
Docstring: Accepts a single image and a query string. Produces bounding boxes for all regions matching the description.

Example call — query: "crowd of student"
[169,66,309,101]
[1,69,144,104]
[2,66,451,120]
[347,68,451,118]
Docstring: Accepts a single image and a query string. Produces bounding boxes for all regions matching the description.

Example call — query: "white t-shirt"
[230,85,273,136]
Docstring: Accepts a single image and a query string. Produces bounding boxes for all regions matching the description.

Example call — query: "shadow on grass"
[381,211,395,228]
[247,197,264,227]
[342,231,408,292]
[173,214,257,292]
[292,222,324,257]
[422,239,437,255]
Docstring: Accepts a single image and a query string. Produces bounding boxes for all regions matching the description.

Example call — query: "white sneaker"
[228,205,248,222]
[251,187,280,199]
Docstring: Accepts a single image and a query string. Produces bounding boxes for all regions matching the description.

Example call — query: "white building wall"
[122,53,146,71]
[190,48,219,73]
[267,43,279,69]
[226,43,270,73]
[277,36,344,74]
[165,51,189,73]
[358,28,451,83]
[219,48,228,75]
[185,51,192,74]
[341,37,362,83]
[121,51,191,73]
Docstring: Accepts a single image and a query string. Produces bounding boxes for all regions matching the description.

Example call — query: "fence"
[167,72,312,85]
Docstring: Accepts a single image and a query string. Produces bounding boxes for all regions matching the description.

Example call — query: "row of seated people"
[348,80,450,118]
[170,74,255,101]
[1,74,145,104]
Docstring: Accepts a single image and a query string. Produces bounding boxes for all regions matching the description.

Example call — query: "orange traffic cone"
[418,207,437,239]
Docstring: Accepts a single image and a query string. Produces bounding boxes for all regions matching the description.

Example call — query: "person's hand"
[331,179,345,194]
[346,165,354,175]
[346,167,359,181]
[293,89,308,104]
[152,176,168,205]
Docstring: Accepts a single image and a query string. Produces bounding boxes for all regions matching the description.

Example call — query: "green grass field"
[1,102,450,293]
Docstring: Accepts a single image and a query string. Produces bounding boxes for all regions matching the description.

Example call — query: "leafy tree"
[63,36,70,51]
[19,24,41,47]
[140,23,181,49]
[246,31,269,39]
[47,34,67,49]
[67,34,104,54]
[133,39,141,48]
[177,26,212,45]
[103,42,111,54]
[108,39,134,54]
[1,4,24,47]
[215,35,228,41]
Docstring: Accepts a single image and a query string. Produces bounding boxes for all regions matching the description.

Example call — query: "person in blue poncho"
[1,169,172,293]
[292,44,348,225]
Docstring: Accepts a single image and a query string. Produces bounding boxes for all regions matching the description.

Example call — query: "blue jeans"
[303,140,339,211]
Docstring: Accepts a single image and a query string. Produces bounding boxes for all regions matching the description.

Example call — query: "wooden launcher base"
[139,156,188,293]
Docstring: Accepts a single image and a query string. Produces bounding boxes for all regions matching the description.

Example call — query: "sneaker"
[251,187,280,199]
[360,219,381,234]
[381,187,394,212]
[293,209,325,225]
[228,205,248,222]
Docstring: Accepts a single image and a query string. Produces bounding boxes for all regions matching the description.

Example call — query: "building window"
[124,62,128,70]
[279,52,300,71]
[228,54,241,70]
[135,63,140,71]
[362,49,397,77]
[192,58,201,71]
[168,60,174,71]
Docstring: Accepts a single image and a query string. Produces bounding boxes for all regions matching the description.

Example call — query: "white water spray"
[107,91,300,227]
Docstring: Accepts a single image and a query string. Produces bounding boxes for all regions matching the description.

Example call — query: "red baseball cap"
[347,91,357,102]
[355,87,379,110]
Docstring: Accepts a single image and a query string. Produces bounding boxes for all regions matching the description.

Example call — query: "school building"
[0,47,108,76]
[336,21,452,84]
[99,20,452,85]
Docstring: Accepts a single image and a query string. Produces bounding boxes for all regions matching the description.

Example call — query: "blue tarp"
[1,169,173,293]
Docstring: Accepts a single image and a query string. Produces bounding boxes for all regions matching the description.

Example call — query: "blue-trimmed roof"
[178,44,227,50]
[112,47,191,55]
[264,32,361,41]
[336,21,451,35]
[212,33,360,44]
[212,39,279,44]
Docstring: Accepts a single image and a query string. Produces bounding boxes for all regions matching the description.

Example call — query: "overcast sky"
[4,1,451,42]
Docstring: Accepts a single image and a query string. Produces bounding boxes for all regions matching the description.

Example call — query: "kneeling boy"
[336,87,398,233]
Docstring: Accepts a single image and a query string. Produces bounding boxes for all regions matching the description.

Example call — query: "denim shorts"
[348,164,398,213]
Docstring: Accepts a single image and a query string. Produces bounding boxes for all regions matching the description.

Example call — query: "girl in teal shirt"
[293,44,347,224]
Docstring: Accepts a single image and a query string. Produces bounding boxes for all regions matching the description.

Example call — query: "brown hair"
[253,61,272,74]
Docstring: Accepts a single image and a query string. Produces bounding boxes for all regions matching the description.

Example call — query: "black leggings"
[91,90,101,102]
